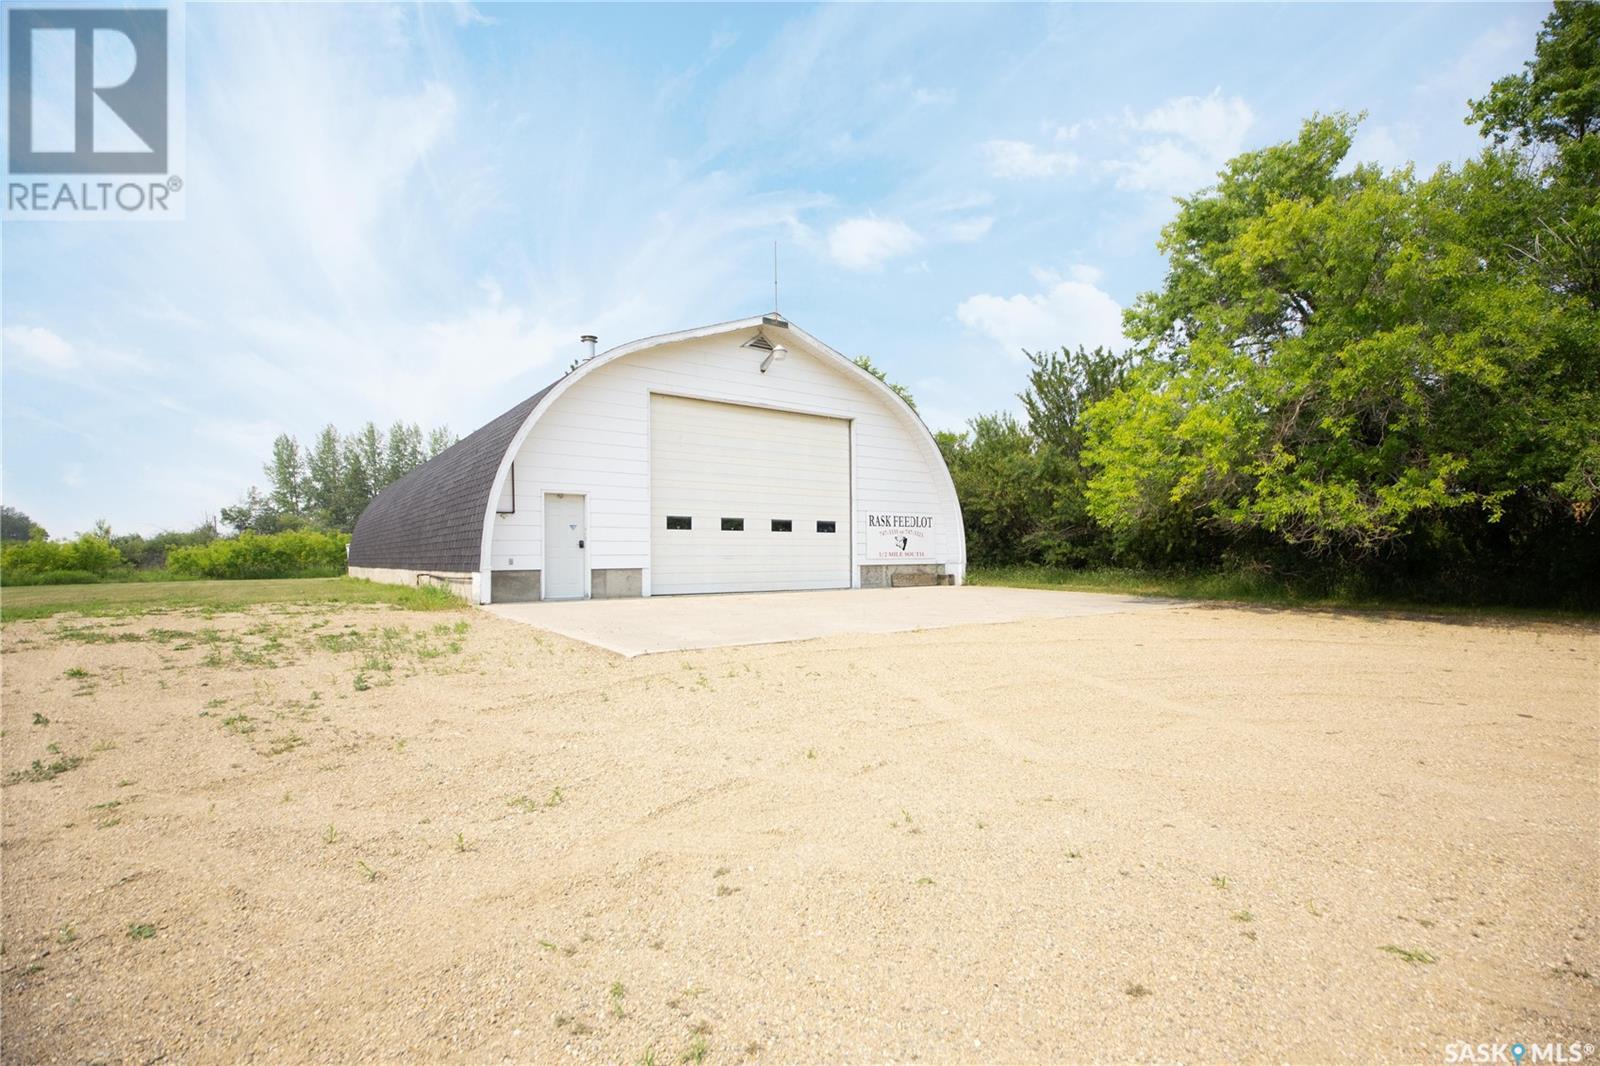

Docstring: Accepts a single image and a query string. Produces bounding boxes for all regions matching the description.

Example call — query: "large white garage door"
[651,394,851,595]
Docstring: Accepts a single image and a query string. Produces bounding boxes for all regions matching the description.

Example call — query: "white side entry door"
[543,492,587,600]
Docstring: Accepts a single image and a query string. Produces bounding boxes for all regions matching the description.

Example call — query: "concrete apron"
[482,585,1181,656]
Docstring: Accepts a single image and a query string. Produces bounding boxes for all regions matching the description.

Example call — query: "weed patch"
[6,753,85,784]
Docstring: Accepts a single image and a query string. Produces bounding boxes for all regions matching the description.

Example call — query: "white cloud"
[450,2,498,27]
[877,75,953,107]
[1110,89,1255,194]
[827,216,922,271]
[939,215,994,242]
[418,296,571,390]
[224,284,571,429]
[1418,18,1524,101]
[1135,90,1254,152]
[957,269,1128,360]
[1031,264,1104,286]
[138,4,828,429]
[3,325,78,369]
[982,138,1079,178]
[1348,122,1418,171]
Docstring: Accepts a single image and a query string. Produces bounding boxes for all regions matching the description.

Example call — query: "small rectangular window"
[496,462,516,514]
[666,515,691,530]
[771,519,792,532]
[816,520,836,533]
[721,517,744,531]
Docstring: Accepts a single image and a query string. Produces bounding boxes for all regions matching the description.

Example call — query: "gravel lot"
[2,600,1596,1063]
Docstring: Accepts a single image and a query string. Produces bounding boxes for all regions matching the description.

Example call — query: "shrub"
[1,535,125,579]
[0,569,105,587]
[112,522,219,569]
[165,530,350,580]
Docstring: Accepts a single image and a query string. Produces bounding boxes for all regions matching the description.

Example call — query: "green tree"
[232,421,457,535]
[426,425,456,459]
[1089,113,1600,554]
[1468,1,1599,312]
[936,414,1046,565]
[383,421,424,484]
[0,505,45,541]
[265,434,306,517]
[852,355,917,410]
[1014,346,1130,564]
[112,518,218,569]
[1469,1,1599,149]
[221,487,281,534]
[353,423,384,491]
[339,422,385,518]
[1080,89,1598,601]
[1020,346,1128,454]
[304,425,345,524]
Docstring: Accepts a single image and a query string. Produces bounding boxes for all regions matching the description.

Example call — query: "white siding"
[487,329,962,593]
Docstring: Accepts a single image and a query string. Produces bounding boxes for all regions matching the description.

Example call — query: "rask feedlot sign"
[865,512,934,561]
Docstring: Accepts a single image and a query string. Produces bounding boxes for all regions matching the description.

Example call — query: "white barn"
[348,314,966,603]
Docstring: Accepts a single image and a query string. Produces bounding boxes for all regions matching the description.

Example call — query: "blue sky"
[2,1,1548,537]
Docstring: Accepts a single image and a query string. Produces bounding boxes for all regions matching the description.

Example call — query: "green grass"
[0,566,352,590]
[1,577,466,622]
[6,754,85,784]
[967,565,1596,620]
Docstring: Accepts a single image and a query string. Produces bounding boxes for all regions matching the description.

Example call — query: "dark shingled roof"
[348,383,556,573]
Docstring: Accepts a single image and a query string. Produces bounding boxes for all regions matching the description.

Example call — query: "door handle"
[578,539,585,549]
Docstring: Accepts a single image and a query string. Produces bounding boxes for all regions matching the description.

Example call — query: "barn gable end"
[348,315,966,603]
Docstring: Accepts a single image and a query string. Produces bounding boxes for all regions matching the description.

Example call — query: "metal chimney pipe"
[580,334,597,361]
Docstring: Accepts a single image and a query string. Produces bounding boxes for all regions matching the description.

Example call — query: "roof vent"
[742,332,774,352]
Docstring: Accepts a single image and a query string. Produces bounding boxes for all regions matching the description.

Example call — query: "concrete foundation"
[859,563,950,589]
[491,570,541,603]
[348,566,475,601]
[591,568,644,599]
